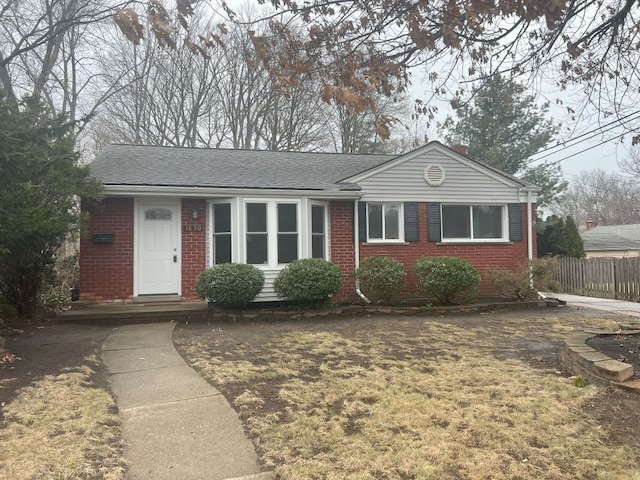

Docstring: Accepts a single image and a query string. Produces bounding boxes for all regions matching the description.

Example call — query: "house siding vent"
[424,164,446,186]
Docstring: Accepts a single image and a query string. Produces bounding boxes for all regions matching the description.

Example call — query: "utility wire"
[527,110,640,164]
[546,131,627,166]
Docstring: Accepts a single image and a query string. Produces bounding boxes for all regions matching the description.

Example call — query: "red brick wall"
[330,201,356,301]
[79,197,134,302]
[80,197,208,303]
[330,201,536,303]
[181,199,207,300]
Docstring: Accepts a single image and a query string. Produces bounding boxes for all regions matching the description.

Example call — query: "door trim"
[133,198,182,298]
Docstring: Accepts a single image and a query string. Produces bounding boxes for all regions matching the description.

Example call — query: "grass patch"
[176,312,640,480]
[0,356,125,480]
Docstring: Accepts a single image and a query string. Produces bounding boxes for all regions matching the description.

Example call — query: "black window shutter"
[509,203,523,241]
[404,202,419,242]
[358,201,367,241]
[427,203,441,242]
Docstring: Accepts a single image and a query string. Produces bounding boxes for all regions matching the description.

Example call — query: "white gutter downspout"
[526,189,533,261]
[353,199,371,304]
[525,188,536,291]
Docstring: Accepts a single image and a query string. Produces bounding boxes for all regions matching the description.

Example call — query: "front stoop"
[562,332,637,390]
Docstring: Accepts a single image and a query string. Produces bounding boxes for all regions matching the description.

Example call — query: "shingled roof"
[90,144,396,191]
[582,224,640,251]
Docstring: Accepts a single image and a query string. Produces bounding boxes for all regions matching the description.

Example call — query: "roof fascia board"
[344,142,527,188]
[102,184,362,199]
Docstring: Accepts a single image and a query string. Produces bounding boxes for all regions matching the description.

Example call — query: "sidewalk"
[551,293,640,319]
[101,322,272,480]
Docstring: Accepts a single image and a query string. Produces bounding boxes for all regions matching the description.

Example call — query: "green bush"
[195,263,264,308]
[486,257,560,301]
[274,259,343,306]
[354,256,406,304]
[413,256,480,305]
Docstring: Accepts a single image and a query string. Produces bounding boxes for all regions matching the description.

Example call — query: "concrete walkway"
[550,293,640,319]
[101,322,271,480]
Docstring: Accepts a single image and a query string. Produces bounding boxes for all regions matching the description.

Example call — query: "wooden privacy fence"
[556,256,640,302]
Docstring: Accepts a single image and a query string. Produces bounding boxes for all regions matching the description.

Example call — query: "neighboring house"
[581,224,640,258]
[79,142,539,303]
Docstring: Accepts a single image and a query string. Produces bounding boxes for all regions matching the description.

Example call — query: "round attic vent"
[424,164,446,186]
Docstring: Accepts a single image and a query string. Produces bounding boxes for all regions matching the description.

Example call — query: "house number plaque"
[184,224,203,232]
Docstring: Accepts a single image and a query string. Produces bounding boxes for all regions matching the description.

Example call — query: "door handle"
[173,255,177,263]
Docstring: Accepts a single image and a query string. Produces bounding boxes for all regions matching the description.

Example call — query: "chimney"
[586,219,594,231]
[450,144,468,156]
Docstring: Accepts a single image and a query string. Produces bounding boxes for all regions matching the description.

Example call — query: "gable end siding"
[357,150,522,203]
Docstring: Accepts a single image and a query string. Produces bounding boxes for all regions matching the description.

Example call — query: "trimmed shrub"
[486,257,560,301]
[354,256,406,304]
[413,256,480,305]
[195,263,264,308]
[274,258,343,306]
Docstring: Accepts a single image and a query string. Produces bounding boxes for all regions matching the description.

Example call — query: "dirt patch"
[587,333,640,379]
[175,308,640,479]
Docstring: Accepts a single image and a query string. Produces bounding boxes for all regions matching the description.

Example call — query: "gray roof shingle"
[582,224,640,251]
[90,144,396,191]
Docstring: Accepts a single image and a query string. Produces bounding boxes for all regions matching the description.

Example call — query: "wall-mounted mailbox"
[92,233,114,244]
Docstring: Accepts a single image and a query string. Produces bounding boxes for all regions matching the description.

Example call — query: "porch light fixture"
[192,207,199,219]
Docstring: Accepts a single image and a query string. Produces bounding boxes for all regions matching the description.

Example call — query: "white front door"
[137,203,180,295]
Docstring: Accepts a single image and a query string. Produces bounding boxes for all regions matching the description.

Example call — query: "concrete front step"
[59,301,208,324]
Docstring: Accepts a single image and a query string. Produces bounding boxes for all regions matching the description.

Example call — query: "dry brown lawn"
[0,324,125,480]
[175,309,640,480]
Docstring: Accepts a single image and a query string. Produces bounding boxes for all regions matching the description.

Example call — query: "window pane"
[368,204,383,239]
[312,235,325,259]
[246,234,268,264]
[213,234,231,264]
[311,205,325,234]
[247,203,267,232]
[384,205,400,239]
[278,204,297,233]
[213,204,231,233]
[442,205,471,238]
[145,208,171,220]
[278,234,298,263]
[473,206,503,238]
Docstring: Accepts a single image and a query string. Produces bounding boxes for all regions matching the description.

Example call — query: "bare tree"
[114,0,640,143]
[554,170,640,227]
[0,0,124,100]
[618,147,640,178]
[91,10,336,152]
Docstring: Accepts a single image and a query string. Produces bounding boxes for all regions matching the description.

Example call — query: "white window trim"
[440,204,508,243]
[309,201,330,260]
[243,199,302,268]
[366,203,405,243]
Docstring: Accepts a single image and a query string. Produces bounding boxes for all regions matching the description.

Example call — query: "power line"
[527,110,640,164]
[546,131,627,166]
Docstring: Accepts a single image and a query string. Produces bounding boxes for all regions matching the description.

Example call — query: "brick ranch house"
[79,142,539,304]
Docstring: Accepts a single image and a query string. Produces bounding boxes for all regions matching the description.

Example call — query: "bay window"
[245,201,300,266]
[311,204,327,259]
[246,203,268,264]
[212,203,232,264]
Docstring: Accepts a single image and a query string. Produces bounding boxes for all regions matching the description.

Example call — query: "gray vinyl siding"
[356,150,521,203]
